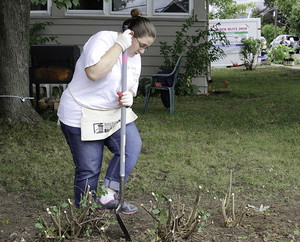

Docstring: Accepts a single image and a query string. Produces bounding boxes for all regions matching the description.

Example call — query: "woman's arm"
[85,29,132,82]
[85,43,123,82]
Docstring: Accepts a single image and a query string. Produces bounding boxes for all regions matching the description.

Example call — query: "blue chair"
[143,54,183,114]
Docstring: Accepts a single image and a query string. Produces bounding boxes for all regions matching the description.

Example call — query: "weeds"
[294,225,300,236]
[1,219,9,225]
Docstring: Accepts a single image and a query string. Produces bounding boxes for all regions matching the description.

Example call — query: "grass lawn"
[0,65,299,206]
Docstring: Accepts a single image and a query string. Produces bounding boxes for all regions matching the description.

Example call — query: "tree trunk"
[0,0,42,123]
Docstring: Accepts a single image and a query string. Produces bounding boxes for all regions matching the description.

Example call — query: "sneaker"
[97,194,138,215]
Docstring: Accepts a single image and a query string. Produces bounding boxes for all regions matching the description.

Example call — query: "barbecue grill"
[29,45,80,108]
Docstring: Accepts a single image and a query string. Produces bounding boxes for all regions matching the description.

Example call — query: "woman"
[57,9,156,214]
[280,36,288,46]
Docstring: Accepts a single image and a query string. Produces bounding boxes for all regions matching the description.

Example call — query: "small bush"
[239,37,261,70]
[267,44,294,64]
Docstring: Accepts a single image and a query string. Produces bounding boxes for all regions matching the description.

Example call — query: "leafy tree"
[275,0,295,16]
[259,0,287,33]
[31,0,82,9]
[285,2,300,37]
[275,0,300,36]
[261,23,286,46]
[210,0,255,19]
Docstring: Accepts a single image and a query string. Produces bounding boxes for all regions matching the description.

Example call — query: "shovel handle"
[114,24,131,241]
[116,24,128,215]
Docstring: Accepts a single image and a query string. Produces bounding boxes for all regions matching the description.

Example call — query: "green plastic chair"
[143,54,183,114]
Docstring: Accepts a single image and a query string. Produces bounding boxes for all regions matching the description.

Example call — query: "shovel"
[115,24,132,241]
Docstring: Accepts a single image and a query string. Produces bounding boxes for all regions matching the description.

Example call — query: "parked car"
[269,35,300,53]
[292,39,300,53]
[261,36,267,50]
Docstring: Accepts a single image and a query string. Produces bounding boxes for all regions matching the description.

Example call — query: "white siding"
[30,1,206,79]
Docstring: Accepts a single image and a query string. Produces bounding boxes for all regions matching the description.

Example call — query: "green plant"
[30,21,60,46]
[294,224,300,236]
[239,37,261,70]
[1,219,9,225]
[248,224,255,233]
[35,217,55,238]
[267,44,294,64]
[7,118,12,126]
[159,15,229,96]
[198,206,211,231]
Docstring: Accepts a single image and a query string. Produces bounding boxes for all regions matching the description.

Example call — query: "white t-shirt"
[57,31,141,127]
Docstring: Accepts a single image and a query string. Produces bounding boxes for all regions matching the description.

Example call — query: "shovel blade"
[116,212,132,241]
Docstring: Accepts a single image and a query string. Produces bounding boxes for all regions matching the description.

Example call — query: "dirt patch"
[0,191,299,241]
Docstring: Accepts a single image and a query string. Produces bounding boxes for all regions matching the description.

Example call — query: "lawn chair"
[143,54,183,114]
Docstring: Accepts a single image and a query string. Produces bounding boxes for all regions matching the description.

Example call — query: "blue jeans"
[60,121,142,208]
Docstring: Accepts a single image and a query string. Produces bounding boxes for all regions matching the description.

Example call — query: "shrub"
[267,44,294,64]
[159,16,229,96]
[239,37,261,70]
[30,21,60,46]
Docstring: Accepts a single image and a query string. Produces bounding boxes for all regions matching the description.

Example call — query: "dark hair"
[123,9,156,39]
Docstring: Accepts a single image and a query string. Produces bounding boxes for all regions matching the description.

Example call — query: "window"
[111,0,192,16]
[30,0,51,15]
[31,0,192,17]
[69,0,103,10]
[111,0,147,13]
[154,0,191,14]
[154,0,190,14]
[67,0,103,14]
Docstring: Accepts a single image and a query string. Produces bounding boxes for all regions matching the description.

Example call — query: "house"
[30,0,207,82]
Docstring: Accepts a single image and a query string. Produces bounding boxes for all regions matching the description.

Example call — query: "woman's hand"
[117,90,133,107]
[116,29,133,52]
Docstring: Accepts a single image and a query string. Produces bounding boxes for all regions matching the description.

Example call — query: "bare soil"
[1,191,300,242]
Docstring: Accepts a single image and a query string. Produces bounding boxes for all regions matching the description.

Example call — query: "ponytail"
[123,9,156,39]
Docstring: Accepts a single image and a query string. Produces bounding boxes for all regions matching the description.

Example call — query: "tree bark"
[0,0,42,123]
